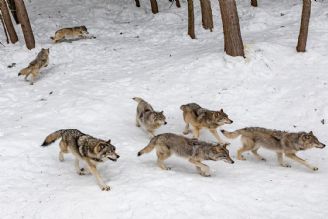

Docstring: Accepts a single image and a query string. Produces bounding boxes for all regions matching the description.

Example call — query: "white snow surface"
[1,0,328,218]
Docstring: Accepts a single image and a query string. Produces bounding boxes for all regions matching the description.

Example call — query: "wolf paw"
[200,172,211,177]
[183,130,191,135]
[78,168,89,175]
[261,157,267,161]
[281,163,291,168]
[238,156,246,161]
[312,167,318,171]
[101,185,111,191]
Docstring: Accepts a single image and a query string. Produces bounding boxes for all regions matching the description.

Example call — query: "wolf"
[50,26,89,43]
[137,133,234,176]
[221,127,325,171]
[18,48,49,85]
[41,129,120,191]
[180,103,233,143]
[133,97,167,137]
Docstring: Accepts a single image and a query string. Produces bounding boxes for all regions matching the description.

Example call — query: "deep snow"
[1,0,328,218]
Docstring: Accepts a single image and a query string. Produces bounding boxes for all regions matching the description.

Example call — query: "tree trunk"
[150,0,158,14]
[135,0,140,7]
[176,0,181,8]
[187,0,195,39]
[251,0,258,7]
[14,0,35,49]
[0,13,10,43]
[0,0,18,43]
[296,0,311,52]
[7,0,19,24]
[200,0,213,31]
[218,0,244,57]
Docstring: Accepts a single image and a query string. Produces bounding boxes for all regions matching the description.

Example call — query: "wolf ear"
[107,139,111,143]
[309,131,313,135]
[160,111,164,114]
[222,143,229,149]
[220,109,224,113]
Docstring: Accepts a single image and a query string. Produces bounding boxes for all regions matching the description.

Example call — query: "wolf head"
[95,140,120,162]
[152,111,167,126]
[41,48,50,55]
[81,25,89,34]
[298,131,325,149]
[208,143,234,164]
[213,109,233,126]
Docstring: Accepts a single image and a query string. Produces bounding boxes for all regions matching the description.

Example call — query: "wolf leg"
[237,137,255,160]
[147,129,155,138]
[192,127,200,139]
[183,123,191,135]
[189,159,210,176]
[156,150,171,170]
[277,152,291,167]
[285,153,318,171]
[85,160,110,191]
[251,147,266,161]
[75,159,89,175]
[209,129,224,143]
[59,140,68,161]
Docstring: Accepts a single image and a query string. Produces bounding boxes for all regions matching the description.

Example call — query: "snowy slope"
[1,0,328,218]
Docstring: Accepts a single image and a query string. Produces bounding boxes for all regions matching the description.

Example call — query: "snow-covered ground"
[1,0,328,218]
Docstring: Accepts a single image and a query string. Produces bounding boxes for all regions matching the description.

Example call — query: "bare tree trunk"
[15,0,35,49]
[0,13,10,43]
[218,0,244,57]
[187,0,195,39]
[135,0,140,7]
[251,0,258,7]
[0,0,18,43]
[150,0,158,14]
[7,0,19,24]
[176,0,181,8]
[296,0,311,52]
[200,0,213,31]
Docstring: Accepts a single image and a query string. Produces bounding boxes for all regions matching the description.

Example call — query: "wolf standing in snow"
[50,26,89,43]
[18,48,49,85]
[137,133,234,176]
[41,129,120,191]
[221,127,325,171]
[133,97,167,137]
[180,103,233,143]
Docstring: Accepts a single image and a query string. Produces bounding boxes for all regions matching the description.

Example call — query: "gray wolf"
[50,26,89,43]
[180,103,233,143]
[41,129,120,191]
[137,133,234,176]
[18,48,49,85]
[221,127,325,171]
[133,97,167,137]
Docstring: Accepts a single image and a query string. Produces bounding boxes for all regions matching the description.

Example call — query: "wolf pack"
[17,26,326,191]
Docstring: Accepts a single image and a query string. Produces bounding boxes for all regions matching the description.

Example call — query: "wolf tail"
[41,129,65,146]
[18,67,30,76]
[132,97,145,103]
[221,129,241,139]
[137,136,158,156]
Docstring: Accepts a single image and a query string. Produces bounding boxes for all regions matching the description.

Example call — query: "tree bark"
[14,0,35,49]
[200,0,213,31]
[251,0,258,7]
[150,0,158,14]
[176,0,181,8]
[0,0,18,43]
[135,0,140,8]
[0,13,10,43]
[296,0,311,52]
[187,0,195,39]
[7,0,19,24]
[218,0,244,57]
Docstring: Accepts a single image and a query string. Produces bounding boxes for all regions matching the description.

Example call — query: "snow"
[1,0,328,218]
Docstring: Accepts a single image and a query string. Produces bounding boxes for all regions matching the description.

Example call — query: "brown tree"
[296,0,311,52]
[135,0,140,8]
[251,0,258,7]
[200,0,213,31]
[187,0,195,39]
[15,0,35,49]
[0,13,10,43]
[175,0,181,8]
[150,0,158,14]
[218,0,244,57]
[0,0,18,43]
[7,0,19,24]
